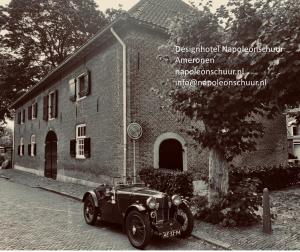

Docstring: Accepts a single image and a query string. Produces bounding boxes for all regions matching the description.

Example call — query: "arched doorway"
[153,132,187,171]
[44,131,57,180]
[159,139,183,171]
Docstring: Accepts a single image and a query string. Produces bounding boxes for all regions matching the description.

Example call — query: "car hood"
[117,186,165,198]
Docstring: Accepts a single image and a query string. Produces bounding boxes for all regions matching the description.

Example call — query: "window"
[69,70,91,102]
[70,124,91,159]
[48,92,55,119]
[43,90,58,121]
[18,137,24,156]
[32,102,38,119]
[76,124,86,159]
[292,126,300,136]
[28,102,38,120]
[28,135,36,157]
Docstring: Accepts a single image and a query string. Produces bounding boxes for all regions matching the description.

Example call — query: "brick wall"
[124,25,288,179]
[124,27,209,179]
[14,41,124,184]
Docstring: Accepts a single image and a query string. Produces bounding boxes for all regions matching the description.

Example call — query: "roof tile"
[128,0,194,29]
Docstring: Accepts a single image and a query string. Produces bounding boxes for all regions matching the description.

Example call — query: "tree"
[0,0,123,129]
[158,0,300,205]
[2,0,108,69]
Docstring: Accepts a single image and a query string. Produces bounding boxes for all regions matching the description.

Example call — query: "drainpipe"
[110,27,127,183]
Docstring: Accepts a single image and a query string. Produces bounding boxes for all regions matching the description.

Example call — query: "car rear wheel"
[176,203,194,238]
[83,194,98,225]
[125,210,152,249]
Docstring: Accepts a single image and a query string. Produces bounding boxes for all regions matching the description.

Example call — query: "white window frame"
[32,102,37,120]
[48,91,55,120]
[20,137,24,156]
[76,73,87,101]
[76,124,86,159]
[30,135,36,156]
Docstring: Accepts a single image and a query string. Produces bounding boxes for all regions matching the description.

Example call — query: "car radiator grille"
[156,196,171,222]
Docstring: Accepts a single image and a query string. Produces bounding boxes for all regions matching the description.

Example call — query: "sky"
[0,0,227,11]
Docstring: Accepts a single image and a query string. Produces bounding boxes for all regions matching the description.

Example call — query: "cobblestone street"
[0,178,215,250]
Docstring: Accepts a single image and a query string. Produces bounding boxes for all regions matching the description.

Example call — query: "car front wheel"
[176,203,194,238]
[83,194,98,225]
[125,210,152,249]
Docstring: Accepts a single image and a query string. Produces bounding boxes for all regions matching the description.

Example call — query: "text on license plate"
[162,230,181,238]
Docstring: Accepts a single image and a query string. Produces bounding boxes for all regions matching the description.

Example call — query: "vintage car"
[82,181,194,249]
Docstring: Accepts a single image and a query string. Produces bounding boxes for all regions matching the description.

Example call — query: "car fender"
[82,191,99,208]
[124,203,146,219]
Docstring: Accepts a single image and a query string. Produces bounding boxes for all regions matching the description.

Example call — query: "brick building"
[10,0,288,186]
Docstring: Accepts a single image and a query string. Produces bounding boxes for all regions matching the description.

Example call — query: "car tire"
[83,194,98,225]
[177,203,194,238]
[125,210,152,249]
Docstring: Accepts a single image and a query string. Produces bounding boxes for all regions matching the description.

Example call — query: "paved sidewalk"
[1,169,299,250]
[0,169,91,201]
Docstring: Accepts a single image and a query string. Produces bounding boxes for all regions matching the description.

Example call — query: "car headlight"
[146,197,157,209]
[172,195,182,206]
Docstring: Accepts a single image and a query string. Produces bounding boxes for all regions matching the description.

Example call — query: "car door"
[100,193,123,224]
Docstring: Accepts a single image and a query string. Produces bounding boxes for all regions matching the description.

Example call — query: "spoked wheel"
[176,203,194,238]
[83,194,98,225]
[125,210,152,249]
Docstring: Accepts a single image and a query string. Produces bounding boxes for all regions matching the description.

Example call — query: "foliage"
[139,168,194,197]
[192,176,262,227]
[192,163,300,227]
[0,126,13,146]
[0,155,5,165]
[157,0,300,203]
[2,0,108,69]
[229,164,300,190]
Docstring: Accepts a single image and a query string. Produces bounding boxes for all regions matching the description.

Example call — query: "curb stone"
[34,186,82,202]
[192,232,232,250]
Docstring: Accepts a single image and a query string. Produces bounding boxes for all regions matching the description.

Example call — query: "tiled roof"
[128,0,194,29]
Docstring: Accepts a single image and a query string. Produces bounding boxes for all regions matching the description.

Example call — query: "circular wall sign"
[127,123,142,140]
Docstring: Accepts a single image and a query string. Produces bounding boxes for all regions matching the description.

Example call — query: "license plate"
[162,229,181,238]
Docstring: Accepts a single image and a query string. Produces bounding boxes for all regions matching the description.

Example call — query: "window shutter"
[43,96,48,121]
[69,78,76,101]
[34,103,38,118]
[33,144,37,156]
[17,112,21,124]
[18,145,20,155]
[70,139,76,157]
[28,144,31,156]
[54,90,58,118]
[84,138,91,158]
[22,109,25,123]
[28,106,32,120]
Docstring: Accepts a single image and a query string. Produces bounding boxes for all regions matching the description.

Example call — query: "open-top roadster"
[82,181,194,249]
